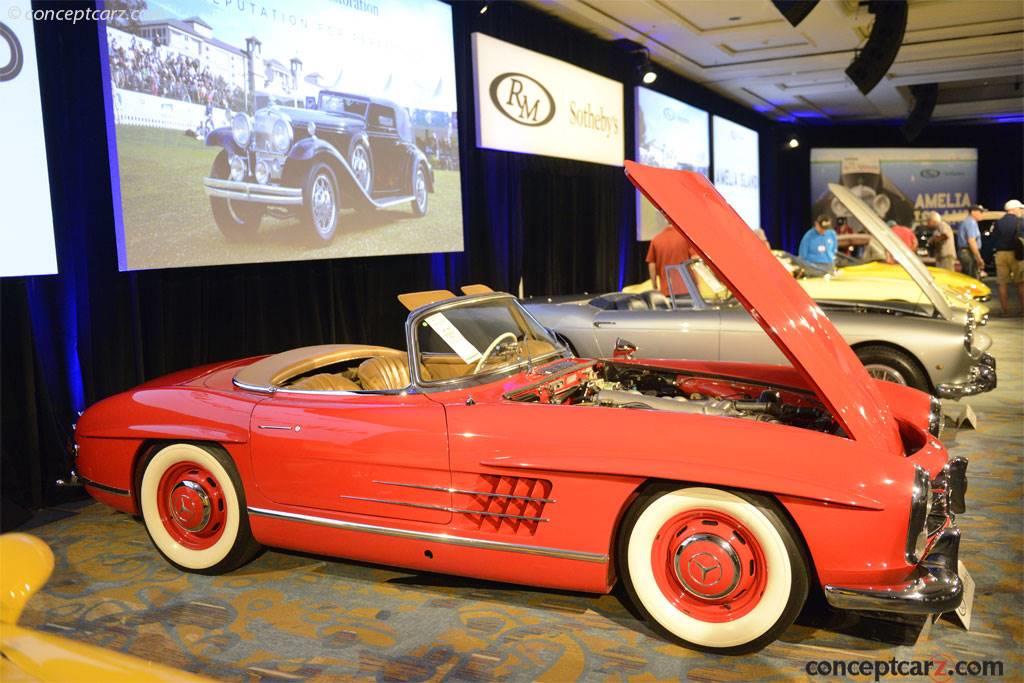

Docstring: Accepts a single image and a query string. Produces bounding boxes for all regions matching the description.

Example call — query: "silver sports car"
[526,259,994,399]
[528,184,995,399]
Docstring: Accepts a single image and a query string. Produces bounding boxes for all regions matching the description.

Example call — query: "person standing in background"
[646,223,693,295]
[886,219,918,255]
[956,205,986,279]
[924,211,957,271]
[798,216,837,266]
[992,199,1024,316]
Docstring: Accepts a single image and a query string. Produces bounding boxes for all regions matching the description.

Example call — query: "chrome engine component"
[594,389,776,421]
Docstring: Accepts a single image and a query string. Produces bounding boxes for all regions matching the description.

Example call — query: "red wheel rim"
[156,461,227,550]
[650,508,767,622]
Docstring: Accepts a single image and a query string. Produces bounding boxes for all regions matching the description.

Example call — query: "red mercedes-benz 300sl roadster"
[74,162,967,653]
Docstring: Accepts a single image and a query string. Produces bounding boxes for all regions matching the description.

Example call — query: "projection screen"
[100,0,463,271]
[712,115,760,231]
[634,87,709,240]
[1,17,58,277]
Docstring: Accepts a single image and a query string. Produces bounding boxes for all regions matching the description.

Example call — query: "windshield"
[413,296,566,384]
[665,260,739,308]
[773,250,835,278]
[319,93,369,117]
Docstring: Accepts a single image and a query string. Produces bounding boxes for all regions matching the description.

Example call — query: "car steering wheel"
[474,332,518,374]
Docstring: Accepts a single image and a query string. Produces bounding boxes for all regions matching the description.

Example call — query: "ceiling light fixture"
[611,39,657,86]
[787,136,800,149]
[479,2,489,15]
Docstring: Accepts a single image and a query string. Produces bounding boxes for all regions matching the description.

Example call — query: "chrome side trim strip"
[337,495,549,522]
[232,378,276,394]
[247,506,606,563]
[79,475,131,497]
[375,480,557,504]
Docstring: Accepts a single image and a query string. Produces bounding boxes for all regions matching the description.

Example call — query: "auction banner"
[635,86,709,240]
[101,0,463,271]
[472,32,624,166]
[712,116,760,231]
[0,17,58,277]
[810,148,978,228]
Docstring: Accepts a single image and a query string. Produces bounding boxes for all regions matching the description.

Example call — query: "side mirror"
[613,338,637,361]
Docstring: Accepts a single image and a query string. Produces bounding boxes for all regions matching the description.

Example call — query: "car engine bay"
[506,361,840,434]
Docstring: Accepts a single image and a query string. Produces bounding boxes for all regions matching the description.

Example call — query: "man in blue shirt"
[956,205,986,279]
[798,215,837,267]
[993,199,1024,316]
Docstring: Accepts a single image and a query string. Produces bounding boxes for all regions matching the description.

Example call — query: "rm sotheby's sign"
[472,33,624,166]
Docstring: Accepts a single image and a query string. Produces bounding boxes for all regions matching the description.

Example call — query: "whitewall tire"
[618,485,808,654]
[138,443,260,574]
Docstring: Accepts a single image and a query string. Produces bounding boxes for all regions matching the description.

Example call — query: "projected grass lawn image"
[116,127,464,271]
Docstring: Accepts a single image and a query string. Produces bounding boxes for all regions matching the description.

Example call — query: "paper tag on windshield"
[692,261,728,297]
[424,313,482,364]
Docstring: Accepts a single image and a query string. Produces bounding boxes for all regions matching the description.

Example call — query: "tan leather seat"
[288,373,361,391]
[358,354,412,391]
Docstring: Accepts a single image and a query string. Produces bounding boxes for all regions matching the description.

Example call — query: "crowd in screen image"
[107,35,246,112]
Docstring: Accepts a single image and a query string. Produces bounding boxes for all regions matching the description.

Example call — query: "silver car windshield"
[412,295,568,385]
[665,260,740,309]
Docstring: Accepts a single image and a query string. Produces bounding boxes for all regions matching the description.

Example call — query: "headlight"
[905,466,932,564]
[231,113,252,148]
[928,396,943,439]
[228,154,246,181]
[271,117,293,153]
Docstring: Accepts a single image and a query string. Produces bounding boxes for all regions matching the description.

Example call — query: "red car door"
[249,391,451,524]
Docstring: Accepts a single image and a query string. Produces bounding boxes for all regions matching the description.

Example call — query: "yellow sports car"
[774,251,990,322]
[1,533,214,683]
[836,254,990,301]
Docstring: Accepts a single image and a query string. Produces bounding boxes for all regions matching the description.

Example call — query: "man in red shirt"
[884,220,918,263]
[646,223,692,295]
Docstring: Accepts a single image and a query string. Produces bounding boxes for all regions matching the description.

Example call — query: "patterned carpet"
[17,319,1023,681]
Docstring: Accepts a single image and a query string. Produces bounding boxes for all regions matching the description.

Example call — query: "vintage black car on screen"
[203,92,434,242]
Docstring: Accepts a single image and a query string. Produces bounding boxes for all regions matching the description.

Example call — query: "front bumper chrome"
[824,457,968,615]
[937,352,997,399]
[203,177,303,205]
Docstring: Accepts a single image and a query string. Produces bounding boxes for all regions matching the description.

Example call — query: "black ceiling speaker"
[845,0,908,95]
[901,83,938,142]
[771,1,820,27]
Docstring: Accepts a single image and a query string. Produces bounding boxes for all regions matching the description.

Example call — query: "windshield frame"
[405,292,568,391]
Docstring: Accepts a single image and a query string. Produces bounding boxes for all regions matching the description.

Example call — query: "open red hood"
[625,162,902,454]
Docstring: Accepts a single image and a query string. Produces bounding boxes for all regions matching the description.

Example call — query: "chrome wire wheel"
[350,144,372,192]
[864,364,907,385]
[311,173,337,239]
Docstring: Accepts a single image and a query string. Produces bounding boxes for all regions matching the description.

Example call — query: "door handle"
[258,424,302,432]
[593,321,617,327]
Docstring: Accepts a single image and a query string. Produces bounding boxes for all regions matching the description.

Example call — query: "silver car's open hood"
[829,183,954,321]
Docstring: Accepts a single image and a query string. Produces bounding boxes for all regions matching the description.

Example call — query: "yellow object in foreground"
[0,533,215,683]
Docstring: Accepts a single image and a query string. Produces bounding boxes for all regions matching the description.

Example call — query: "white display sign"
[0,18,58,277]
[472,33,624,166]
[635,87,709,240]
[712,116,761,230]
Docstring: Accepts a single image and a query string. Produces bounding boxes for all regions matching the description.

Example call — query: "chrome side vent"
[455,475,554,536]
[375,476,555,536]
